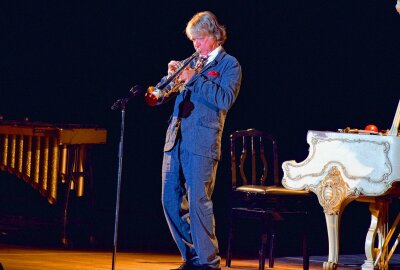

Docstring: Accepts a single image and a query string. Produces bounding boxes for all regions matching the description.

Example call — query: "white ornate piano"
[282,100,400,270]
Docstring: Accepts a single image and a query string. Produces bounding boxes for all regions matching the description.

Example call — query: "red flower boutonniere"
[207,70,220,77]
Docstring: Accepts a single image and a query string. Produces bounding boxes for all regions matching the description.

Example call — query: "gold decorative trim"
[314,166,351,215]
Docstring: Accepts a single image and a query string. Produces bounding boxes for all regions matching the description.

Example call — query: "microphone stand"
[110,97,130,270]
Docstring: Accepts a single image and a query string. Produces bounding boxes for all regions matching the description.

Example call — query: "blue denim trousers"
[161,139,220,267]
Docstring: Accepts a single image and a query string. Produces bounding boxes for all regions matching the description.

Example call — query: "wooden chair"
[225,128,313,270]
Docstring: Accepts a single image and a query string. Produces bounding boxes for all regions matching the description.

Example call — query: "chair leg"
[259,218,268,270]
[268,221,275,268]
[302,214,310,270]
[259,232,267,270]
[226,215,234,267]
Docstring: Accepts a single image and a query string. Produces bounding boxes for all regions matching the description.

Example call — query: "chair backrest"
[230,128,279,189]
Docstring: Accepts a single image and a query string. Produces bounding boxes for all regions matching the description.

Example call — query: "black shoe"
[171,262,194,270]
[195,265,221,270]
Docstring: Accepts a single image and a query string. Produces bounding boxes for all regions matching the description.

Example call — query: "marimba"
[0,120,107,245]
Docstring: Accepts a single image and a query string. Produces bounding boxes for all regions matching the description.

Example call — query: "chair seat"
[232,185,312,216]
[236,185,311,196]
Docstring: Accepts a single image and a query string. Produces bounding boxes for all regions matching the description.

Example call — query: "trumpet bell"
[145,86,159,106]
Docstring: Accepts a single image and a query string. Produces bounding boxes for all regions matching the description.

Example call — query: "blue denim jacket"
[163,48,242,160]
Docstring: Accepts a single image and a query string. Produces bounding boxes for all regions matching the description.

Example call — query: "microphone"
[111,85,143,110]
[128,85,143,98]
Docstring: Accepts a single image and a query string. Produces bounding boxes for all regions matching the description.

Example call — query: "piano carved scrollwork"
[316,166,351,215]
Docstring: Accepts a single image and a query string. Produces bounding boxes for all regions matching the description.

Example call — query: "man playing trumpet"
[154,11,242,270]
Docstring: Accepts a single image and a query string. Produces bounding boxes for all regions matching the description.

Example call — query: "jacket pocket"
[197,115,220,130]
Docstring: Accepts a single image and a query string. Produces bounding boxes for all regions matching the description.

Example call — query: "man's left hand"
[178,68,196,84]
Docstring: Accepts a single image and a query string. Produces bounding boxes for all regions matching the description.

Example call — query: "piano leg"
[322,199,354,270]
[361,198,389,270]
[323,213,339,270]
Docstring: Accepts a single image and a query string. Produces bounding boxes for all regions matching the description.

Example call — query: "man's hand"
[167,61,181,77]
[177,68,196,84]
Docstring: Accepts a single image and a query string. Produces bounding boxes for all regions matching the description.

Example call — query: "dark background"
[0,0,399,259]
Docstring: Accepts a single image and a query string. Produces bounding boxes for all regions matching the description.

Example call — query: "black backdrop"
[1,0,400,258]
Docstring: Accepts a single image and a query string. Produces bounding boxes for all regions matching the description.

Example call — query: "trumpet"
[145,51,207,106]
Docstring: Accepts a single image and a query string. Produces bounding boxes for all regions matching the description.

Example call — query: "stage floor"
[1,244,392,270]
[0,244,319,270]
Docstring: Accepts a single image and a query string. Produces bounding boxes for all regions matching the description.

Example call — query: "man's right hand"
[168,61,181,77]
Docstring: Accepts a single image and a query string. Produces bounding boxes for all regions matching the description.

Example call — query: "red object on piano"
[365,124,379,133]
